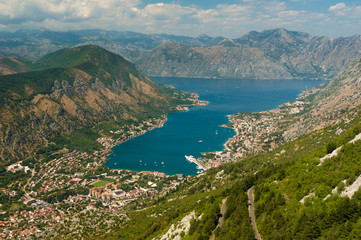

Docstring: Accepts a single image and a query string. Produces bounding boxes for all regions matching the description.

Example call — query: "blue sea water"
[106,78,325,175]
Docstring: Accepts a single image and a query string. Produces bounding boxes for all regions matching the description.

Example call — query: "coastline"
[99,96,210,171]
[222,86,323,159]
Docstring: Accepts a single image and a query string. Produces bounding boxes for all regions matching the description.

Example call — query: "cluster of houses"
[6,162,31,173]
[1,206,67,239]
[97,117,167,150]
[226,112,280,156]
[89,181,158,201]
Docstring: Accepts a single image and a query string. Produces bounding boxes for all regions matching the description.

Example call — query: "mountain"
[0,45,186,163]
[0,57,30,75]
[135,40,292,79]
[137,28,361,79]
[0,29,224,62]
[284,57,361,141]
[1,28,361,80]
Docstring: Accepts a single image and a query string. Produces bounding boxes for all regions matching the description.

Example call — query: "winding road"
[248,187,263,240]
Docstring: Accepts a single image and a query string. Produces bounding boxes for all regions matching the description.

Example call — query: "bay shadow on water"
[106,77,325,175]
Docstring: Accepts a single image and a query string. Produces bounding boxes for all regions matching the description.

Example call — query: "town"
[0,87,320,239]
[225,87,321,158]
[0,90,212,239]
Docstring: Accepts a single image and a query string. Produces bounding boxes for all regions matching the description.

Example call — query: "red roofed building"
[70,178,83,183]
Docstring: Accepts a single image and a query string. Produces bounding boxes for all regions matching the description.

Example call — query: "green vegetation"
[0,68,73,100]
[52,127,102,152]
[91,180,111,188]
[44,187,89,204]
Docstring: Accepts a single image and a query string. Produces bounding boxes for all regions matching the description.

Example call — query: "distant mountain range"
[1,28,361,79]
[137,29,361,79]
[0,29,223,63]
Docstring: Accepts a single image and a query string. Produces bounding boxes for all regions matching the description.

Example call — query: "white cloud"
[329,3,346,11]
[0,0,142,24]
[328,2,361,18]
[0,0,358,38]
[140,3,195,22]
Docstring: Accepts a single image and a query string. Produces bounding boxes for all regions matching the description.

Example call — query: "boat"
[161,162,164,165]
[216,130,218,135]
[198,140,203,143]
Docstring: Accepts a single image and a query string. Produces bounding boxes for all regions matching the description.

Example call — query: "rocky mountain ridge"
[137,29,361,79]
[0,29,224,63]
[1,28,361,80]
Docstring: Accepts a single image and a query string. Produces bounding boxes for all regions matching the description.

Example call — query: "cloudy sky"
[0,0,360,38]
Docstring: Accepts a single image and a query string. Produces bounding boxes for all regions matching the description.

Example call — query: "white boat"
[198,140,203,143]
[161,162,164,165]
[216,130,218,135]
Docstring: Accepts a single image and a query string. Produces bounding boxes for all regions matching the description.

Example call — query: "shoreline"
[100,97,210,174]
[222,86,323,158]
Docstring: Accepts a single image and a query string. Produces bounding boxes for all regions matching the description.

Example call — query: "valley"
[1,29,361,239]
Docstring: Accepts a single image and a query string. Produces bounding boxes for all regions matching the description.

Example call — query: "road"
[210,198,227,240]
[218,198,227,228]
[248,187,263,240]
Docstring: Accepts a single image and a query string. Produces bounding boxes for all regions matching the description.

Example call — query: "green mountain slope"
[0,45,188,163]
[0,57,30,75]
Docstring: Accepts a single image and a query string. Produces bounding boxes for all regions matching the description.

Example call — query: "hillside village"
[0,90,212,238]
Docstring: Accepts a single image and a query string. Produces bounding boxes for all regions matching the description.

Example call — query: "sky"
[0,0,360,38]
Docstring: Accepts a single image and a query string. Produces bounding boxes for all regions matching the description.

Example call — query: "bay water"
[106,78,324,175]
